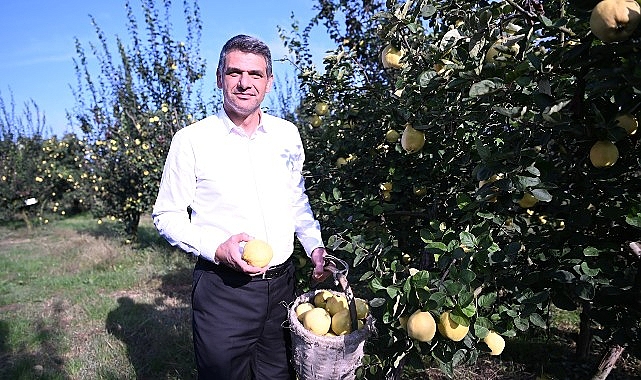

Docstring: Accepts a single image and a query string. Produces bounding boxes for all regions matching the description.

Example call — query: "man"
[152,34,329,379]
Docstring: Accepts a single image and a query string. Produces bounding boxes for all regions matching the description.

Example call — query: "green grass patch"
[0,214,196,379]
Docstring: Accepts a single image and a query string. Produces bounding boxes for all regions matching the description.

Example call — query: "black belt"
[196,257,292,281]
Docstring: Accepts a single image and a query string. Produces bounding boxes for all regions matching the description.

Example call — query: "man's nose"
[237,73,251,89]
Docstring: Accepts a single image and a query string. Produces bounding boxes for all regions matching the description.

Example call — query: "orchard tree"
[287,0,641,378]
[0,92,85,229]
[71,0,213,237]
[36,134,92,218]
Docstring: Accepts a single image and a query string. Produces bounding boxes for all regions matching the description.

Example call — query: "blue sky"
[0,0,332,137]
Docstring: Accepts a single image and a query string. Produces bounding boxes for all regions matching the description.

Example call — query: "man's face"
[217,50,273,120]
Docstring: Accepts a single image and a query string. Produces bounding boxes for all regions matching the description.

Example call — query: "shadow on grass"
[105,267,196,379]
[0,302,71,379]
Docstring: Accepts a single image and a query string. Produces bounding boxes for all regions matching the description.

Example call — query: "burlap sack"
[288,290,374,380]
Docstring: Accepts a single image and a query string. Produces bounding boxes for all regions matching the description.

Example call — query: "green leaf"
[445,281,463,296]
[552,270,575,283]
[474,316,493,331]
[459,290,474,308]
[626,211,641,228]
[525,166,541,176]
[371,277,386,292]
[371,204,384,215]
[369,298,386,308]
[429,291,448,307]
[469,79,503,97]
[575,282,595,300]
[531,188,552,202]
[403,277,412,294]
[521,271,540,285]
[475,137,492,161]
[542,99,571,121]
[410,270,430,288]
[580,262,600,276]
[418,70,437,87]
[461,302,476,318]
[583,246,599,257]
[532,92,555,108]
[459,231,476,248]
[407,22,421,33]
[478,293,497,308]
[539,14,553,27]
[459,269,476,285]
[552,292,577,311]
[503,242,521,256]
[359,271,374,282]
[492,105,526,118]
[452,349,467,367]
[450,309,470,327]
[514,317,529,331]
[426,241,448,251]
[332,187,342,200]
[516,175,541,187]
[529,313,547,328]
[354,249,368,266]
[476,329,492,342]
[435,356,454,379]
[420,4,437,18]
[386,285,401,299]
[456,193,472,210]
[523,291,549,305]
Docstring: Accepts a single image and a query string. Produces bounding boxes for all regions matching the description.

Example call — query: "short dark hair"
[217,34,273,77]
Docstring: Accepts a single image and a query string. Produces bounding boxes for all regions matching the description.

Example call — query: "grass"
[0,213,196,379]
[1,213,640,379]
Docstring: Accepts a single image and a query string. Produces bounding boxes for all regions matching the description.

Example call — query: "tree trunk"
[591,344,624,380]
[20,210,32,233]
[124,212,140,239]
[576,301,592,360]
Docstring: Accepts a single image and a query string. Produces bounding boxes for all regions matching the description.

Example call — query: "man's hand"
[214,233,266,275]
[310,247,332,284]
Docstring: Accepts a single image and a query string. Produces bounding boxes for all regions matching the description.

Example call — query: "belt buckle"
[261,266,276,280]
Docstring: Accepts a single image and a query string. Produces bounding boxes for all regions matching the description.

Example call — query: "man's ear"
[266,74,274,93]
[216,68,222,89]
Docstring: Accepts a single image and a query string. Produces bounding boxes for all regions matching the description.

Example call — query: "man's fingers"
[237,232,254,243]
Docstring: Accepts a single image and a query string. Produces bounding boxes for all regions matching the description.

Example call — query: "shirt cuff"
[199,231,225,265]
[300,238,325,257]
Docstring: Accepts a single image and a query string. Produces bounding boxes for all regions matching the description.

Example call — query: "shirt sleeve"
[151,129,225,263]
[290,132,325,256]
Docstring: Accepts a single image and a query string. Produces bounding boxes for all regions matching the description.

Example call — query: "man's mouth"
[234,92,253,99]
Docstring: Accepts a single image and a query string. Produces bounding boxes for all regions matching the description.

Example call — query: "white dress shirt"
[152,109,324,266]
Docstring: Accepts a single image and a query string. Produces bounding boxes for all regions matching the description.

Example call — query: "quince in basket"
[313,290,333,309]
[299,290,370,336]
[302,307,331,335]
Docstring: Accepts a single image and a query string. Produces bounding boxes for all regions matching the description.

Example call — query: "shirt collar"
[218,108,270,136]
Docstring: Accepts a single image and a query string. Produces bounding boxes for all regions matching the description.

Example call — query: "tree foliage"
[71,0,214,237]
[285,0,641,377]
[0,91,86,228]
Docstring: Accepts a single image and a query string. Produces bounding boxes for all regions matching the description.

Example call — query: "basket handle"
[315,254,359,332]
[334,270,359,333]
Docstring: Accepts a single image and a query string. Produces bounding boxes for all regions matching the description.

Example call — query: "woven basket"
[288,289,374,380]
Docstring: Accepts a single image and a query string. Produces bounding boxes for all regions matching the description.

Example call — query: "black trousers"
[192,259,296,380]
